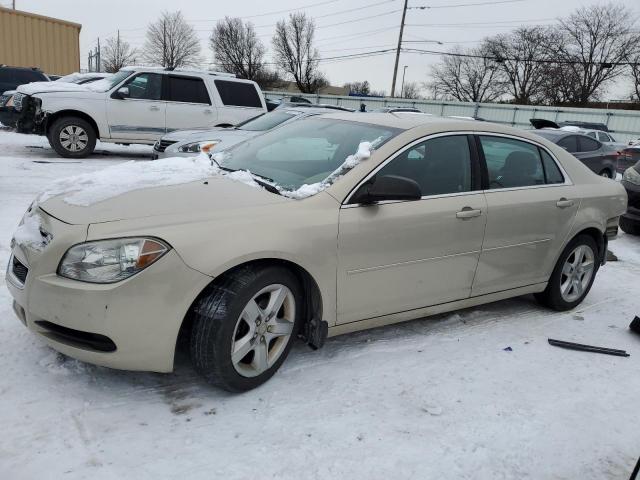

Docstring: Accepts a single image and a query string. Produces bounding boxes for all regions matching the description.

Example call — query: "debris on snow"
[548,338,630,357]
[630,316,640,335]
[503,346,513,352]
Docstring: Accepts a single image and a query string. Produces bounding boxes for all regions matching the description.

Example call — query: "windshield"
[237,111,298,132]
[220,117,399,191]
[87,70,132,92]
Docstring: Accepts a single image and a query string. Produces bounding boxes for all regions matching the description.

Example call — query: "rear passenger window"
[540,149,564,184]
[557,136,578,153]
[378,135,472,196]
[166,76,210,104]
[214,80,262,107]
[479,136,545,189]
[578,136,600,152]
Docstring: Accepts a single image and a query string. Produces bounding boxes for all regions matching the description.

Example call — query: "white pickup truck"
[13,66,266,158]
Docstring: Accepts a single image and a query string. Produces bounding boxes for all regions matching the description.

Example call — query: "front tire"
[535,234,599,311]
[190,266,302,392]
[48,116,96,158]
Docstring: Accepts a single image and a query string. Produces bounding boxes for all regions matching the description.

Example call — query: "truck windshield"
[87,70,133,92]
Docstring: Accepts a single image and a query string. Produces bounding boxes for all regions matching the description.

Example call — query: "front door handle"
[456,207,482,219]
[556,198,575,208]
[149,105,160,111]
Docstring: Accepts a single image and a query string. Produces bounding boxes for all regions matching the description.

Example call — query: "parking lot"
[0,128,639,479]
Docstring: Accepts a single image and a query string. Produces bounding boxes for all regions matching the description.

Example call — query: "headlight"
[58,238,169,283]
[178,140,219,153]
[622,167,640,186]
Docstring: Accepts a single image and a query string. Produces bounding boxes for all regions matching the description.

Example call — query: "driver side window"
[377,135,472,196]
[124,73,162,100]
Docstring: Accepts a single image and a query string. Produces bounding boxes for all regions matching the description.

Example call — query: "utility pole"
[116,30,120,67]
[12,0,15,9]
[391,0,408,98]
[400,65,408,98]
[96,37,101,72]
[162,20,167,68]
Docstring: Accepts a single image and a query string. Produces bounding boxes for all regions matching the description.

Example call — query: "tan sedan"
[7,113,627,391]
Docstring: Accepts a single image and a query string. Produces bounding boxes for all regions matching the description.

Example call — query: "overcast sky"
[6,0,639,98]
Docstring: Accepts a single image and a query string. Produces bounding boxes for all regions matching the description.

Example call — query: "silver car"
[153,105,353,159]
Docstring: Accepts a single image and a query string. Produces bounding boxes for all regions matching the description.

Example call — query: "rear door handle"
[204,109,213,115]
[456,207,482,219]
[150,105,160,111]
[556,198,575,208]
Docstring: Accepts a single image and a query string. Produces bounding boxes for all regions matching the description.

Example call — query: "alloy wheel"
[59,125,89,152]
[560,244,595,302]
[231,284,295,378]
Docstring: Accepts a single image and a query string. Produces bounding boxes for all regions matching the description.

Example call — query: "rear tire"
[48,116,96,158]
[190,266,302,392]
[598,169,613,178]
[620,217,640,236]
[535,234,599,311]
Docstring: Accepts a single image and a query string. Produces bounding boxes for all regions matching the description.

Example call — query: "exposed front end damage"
[15,95,47,135]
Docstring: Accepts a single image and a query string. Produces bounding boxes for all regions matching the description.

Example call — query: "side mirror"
[350,174,422,205]
[115,86,129,99]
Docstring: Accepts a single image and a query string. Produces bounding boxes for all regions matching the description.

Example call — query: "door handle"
[456,207,482,219]
[149,105,160,111]
[556,198,575,208]
[204,109,213,115]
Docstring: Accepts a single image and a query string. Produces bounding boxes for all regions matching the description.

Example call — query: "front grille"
[0,94,10,107]
[11,256,28,284]
[155,139,177,152]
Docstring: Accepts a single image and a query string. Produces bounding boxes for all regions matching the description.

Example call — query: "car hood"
[38,171,289,225]
[17,81,91,95]
[163,127,254,143]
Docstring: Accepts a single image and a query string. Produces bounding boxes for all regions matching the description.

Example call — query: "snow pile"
[282,140,374,199]
[12,209,44,251]
[17,82,91,96]
[38,154,218,207]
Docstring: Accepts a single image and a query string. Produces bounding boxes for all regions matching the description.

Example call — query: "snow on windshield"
[36,141,377,207]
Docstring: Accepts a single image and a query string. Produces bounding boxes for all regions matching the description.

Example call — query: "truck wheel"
[48,116,96,158]
[620,217,640,236]
[190,265,302,392]
[535,234,599,311]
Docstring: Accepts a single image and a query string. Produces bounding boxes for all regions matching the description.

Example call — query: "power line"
[408,0,527,9]
[402,47,639,65]
[406,17,554,26]
[189,0,341,21]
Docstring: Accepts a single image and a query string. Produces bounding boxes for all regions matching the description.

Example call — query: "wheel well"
[175,258,323,359]
[575,227,605,260]
[46,110,100,139]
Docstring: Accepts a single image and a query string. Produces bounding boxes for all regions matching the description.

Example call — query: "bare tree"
[210,17,265,80]
[427,46,505,102]
[272,13,325,93]
[549,3,638,105]
[143,11,201,69]
[344,81,371,95]
[485,27,551,104]
[626,46,640,101]
[401,81,422,99]
[101,33,137,73]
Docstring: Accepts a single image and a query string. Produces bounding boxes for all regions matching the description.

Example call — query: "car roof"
[313,112,500,131]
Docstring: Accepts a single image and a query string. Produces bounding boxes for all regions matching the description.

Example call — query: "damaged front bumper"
[15,95,47,135]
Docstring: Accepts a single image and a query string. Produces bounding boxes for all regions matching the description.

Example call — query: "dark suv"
[0,65,49,94]
[621,160,640,235]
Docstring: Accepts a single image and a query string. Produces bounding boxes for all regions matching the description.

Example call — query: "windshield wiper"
[211,159,282,196]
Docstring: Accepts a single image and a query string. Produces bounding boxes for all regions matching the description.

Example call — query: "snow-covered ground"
[0,130,639,480]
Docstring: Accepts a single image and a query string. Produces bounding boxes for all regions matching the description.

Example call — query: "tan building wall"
[0,7,81,75]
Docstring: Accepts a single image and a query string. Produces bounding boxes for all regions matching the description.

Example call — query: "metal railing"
[265,91,640,143]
